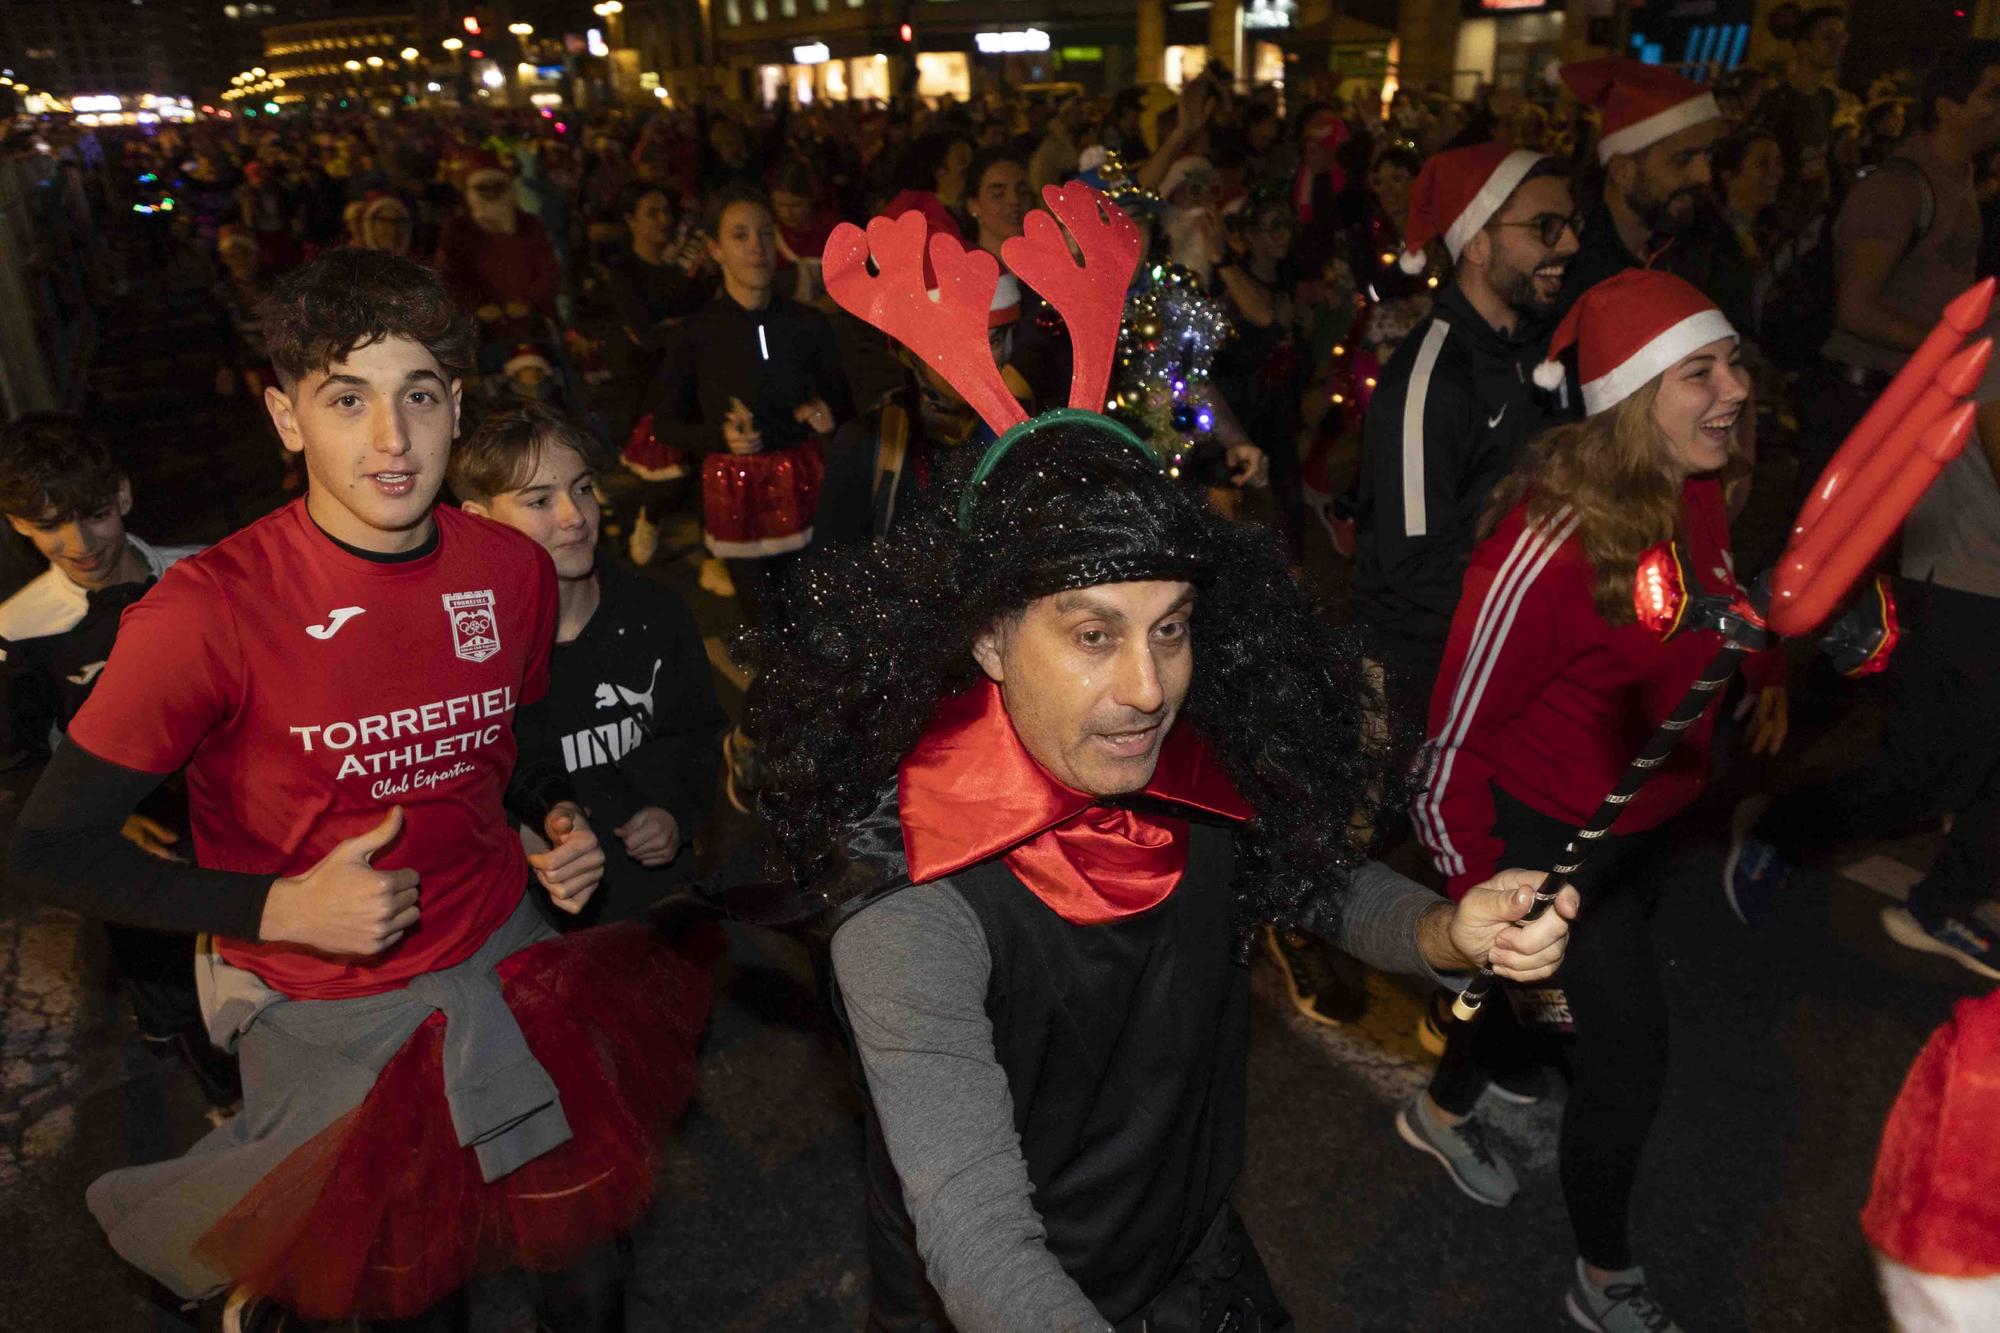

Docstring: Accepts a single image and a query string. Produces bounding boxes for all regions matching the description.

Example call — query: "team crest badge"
[443,589,501,663]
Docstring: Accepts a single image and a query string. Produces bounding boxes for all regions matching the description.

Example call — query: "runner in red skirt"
[9,248,718,1330]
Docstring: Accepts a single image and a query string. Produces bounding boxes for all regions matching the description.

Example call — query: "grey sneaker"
[1565,1259,1683,1332]
[1394,1095,1518,1206]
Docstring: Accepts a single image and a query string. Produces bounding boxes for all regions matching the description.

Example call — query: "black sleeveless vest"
[845,819,1247,1330]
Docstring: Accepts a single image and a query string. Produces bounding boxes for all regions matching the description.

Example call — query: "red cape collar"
[897,680,1252,924]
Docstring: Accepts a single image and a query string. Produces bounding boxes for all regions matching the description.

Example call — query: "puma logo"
[593,658,663,719]
[1486,407,1507,429]
[67,660,107,686]
[306,607,367,640]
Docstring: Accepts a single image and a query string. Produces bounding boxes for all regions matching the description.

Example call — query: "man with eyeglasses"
[1293,145,1576,1045]
[1555,59,1725,314]
[1353,143,1579,771]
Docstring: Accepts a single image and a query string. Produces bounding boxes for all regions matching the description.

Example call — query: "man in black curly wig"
[747,413,1581,1332]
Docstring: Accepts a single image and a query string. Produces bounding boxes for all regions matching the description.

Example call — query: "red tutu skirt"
[195,921,722,1321]
[702,440,824,558]
[621,413,690,481]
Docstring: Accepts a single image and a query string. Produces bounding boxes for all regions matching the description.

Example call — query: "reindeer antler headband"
[823,183,1156,531]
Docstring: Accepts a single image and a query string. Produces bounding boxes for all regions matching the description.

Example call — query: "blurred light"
[587,28,608,56]
[554,121,567,133]
[481,66,504,88]
[540,106,554,117]
[899,21,913,41]
[427,82,442,92]
[264,101,279,113]
[593,0,624,13]
[79,113,102,127]
[463,15,481,33]
[653,86,668,98]
[974,29,1048,54]
[508,21,533,35]
[442,37,464,51]
[400,46,419,60]
[345,59,362,70]
[251,66,265,77]
[794,42,830,64]
[366,55,385,67]
[468,48,484,58]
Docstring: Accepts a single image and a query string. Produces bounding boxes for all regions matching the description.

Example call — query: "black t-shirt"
[540,563,726,925]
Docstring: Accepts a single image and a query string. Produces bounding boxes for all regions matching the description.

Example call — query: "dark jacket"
[648,292,855,456]
[1353,283,1552,652]
[541,563,725,925]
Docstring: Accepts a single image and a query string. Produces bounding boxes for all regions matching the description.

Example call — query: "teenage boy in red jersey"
[9,248,713,1331]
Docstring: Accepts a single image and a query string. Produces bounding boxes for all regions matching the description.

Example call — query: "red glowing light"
[1633,541,1688,639]
[467,48,483,58]
[463,15,481,33]
[899,21,913,42]
[554,121,567,133]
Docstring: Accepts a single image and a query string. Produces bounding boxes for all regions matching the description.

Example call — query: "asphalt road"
[0,226,1987,1333]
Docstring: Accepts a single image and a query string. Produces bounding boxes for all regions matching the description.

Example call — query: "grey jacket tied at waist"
[198,891,571,1182]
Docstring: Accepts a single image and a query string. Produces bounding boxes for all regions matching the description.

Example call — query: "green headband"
[956,408,1162,532]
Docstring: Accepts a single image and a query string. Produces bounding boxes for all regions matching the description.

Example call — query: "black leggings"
[1427,789,1671,1271]
[369,1238,631,1332]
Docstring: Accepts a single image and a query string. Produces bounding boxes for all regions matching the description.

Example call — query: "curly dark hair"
[260,247,476,390]
[0,412,122,523]
[749,421,1390,956]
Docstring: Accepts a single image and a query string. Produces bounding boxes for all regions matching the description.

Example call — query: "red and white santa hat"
[1532,269,1737,415]
[459,147,512,188]
[504,344,553,379]
[1398,142,1548,275]
[1558,58,1721,165]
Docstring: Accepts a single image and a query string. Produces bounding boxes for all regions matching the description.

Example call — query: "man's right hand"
[259,807,420,956]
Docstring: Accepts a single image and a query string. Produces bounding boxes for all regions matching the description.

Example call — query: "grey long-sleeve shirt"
[829,859,1462,1333]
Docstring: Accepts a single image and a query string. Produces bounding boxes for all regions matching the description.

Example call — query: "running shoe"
[1394,1096,1518,1206]
[1264,926,1366,1026]
[1722,795,1786,926]
[1565,1259,1684,1332]
[1880,904,2000,982]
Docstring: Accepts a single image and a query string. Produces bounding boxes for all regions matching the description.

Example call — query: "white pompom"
[1397,249,1428,276]
[1531,360,1566,391]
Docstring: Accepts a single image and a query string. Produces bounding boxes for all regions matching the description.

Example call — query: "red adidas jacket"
[1413,478,1778,899]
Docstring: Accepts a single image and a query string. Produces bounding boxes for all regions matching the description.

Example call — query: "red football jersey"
[68,500,558,999]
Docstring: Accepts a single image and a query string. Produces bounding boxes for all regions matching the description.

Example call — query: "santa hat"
[1559,58,1721,165]
[1398,142,1548,275]
[1532,269,1736,414]
[460,148,511,187]
[504,344,553,379]
[1862,992,2000,1277]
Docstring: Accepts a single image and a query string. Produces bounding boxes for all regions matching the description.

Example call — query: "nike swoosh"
[1487,408,1507,429]
[306,607,367,640]
[67,661,107,686]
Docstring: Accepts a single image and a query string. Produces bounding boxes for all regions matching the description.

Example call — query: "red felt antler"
[1003,182,1143,413]
[822,211,1029,438]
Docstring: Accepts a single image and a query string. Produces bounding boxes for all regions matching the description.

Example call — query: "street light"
[366,55,385,67]
[251,66,265,76]
[345,59,362,71]
[442,37,464,51]
[508,22,533,36]
[400,46,419,60]
[593,1,623,14]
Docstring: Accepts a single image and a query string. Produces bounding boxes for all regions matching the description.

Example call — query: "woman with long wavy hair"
[1397,270,1787,1333]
